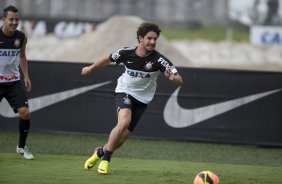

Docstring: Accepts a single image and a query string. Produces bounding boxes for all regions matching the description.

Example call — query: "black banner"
[0,18,101,38]
[1,61,282,146]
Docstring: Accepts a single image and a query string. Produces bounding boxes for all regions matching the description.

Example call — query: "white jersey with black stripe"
[109,47,178,104]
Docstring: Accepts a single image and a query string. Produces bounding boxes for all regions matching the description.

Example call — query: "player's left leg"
[16,106,34,160]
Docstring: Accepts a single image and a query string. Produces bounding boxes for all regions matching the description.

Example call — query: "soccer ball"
[193,171,220,184]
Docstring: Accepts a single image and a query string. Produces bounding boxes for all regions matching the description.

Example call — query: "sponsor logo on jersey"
[111,48,126,61]
[111,52,120,61]
[126,69,150,78]
[0,50,20,57]
[0,74,18,81]
[158,57,171,69]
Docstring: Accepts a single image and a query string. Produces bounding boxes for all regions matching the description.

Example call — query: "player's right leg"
[97,107,132,174]
[97,130,131,175]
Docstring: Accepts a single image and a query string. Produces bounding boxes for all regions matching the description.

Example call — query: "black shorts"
[0,81,28,113]
[114,93,147,132]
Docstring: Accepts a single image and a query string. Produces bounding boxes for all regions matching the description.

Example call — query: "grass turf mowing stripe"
[1,131,282,167]
[0,153,282,184]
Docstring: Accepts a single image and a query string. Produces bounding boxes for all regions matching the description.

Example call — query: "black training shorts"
[0,81,28,113]
[114,93,147,132]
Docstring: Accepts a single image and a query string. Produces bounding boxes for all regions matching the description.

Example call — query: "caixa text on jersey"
[126,70,150,78]
[0,50,20,57]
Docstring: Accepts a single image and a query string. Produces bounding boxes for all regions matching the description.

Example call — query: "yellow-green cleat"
[84,148,101,170]
[97,160,110,175]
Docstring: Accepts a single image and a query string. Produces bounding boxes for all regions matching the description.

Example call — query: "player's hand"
[164,69,174,80]
[164,69,183,86]
[81,66,92,76]
[24,76,31,92]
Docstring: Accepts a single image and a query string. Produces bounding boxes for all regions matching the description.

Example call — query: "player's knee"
[116,122,128,132]
[18,107,30,119]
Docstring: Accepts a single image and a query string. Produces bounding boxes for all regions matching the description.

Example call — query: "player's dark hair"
[3,5,18,18]
[136,22,161,43]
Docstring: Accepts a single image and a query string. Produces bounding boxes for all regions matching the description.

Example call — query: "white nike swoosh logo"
[0,42,4,44]
[0,81,111,118]
[164,87,282,128]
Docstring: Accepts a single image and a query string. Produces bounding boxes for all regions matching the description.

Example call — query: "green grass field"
[1,131,282,184]
[162,27,249,42]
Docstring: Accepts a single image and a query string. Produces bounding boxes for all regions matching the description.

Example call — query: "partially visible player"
[0,5,34,159]
[81,22,183,174]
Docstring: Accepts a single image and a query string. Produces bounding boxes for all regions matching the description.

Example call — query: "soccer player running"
[0,5,34,159]
[81,22,183,174]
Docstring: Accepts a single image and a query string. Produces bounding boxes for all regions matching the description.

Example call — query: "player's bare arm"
[81,55,111,76]
[164,69,183,86]
[19,36,31,92]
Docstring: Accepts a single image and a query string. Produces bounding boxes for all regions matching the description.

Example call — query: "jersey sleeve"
[16,30,26,48]
[109,47,134,64]
[157,55,178,74]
